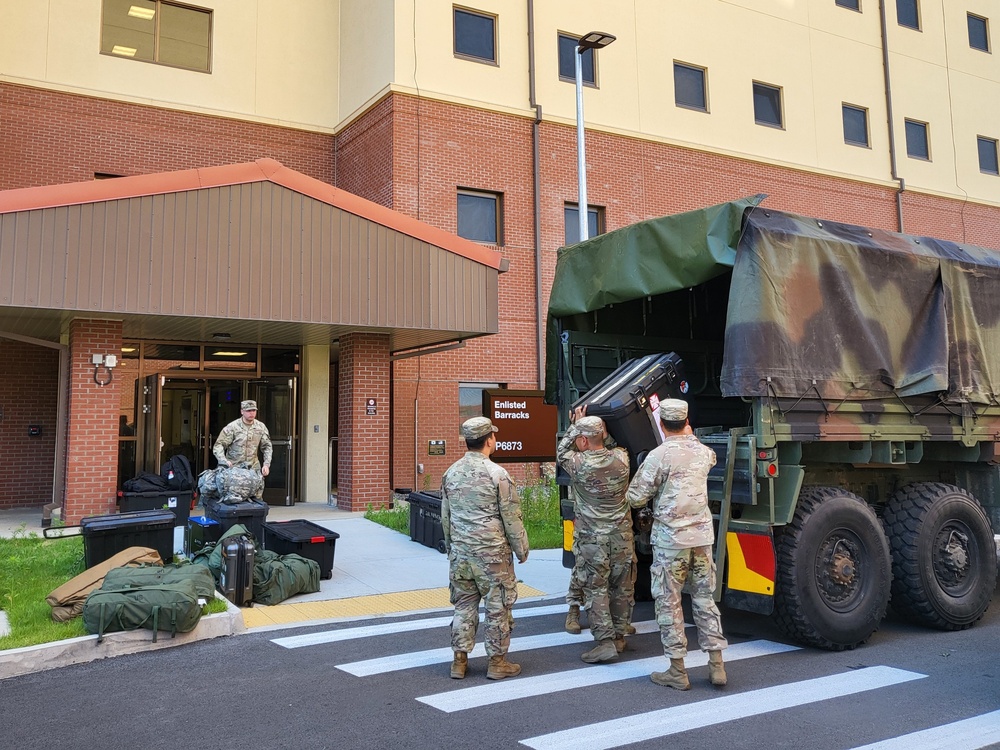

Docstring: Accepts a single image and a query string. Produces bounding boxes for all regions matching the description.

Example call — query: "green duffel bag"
[252,549,320,606]
[101,563,217,600]
[83,579,202,643]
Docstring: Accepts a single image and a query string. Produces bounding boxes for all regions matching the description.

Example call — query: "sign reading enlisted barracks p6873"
[483,389,557,463]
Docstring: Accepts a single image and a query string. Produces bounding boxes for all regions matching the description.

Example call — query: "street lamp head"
[578,31,616,51]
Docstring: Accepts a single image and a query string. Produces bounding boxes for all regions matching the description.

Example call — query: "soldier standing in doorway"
[557,408,634,662]
[213,399,273,479]
[625,398,728,690]
[442,416,530,681]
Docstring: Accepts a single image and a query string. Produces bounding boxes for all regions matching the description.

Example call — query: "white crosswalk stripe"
[849,709,1000,750]
[336,620,660,676]
[518,666,926,750]
[271,603,569,649]
[416,639,800,712]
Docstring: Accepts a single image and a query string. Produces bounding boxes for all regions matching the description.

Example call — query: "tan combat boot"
[708,650,727,687]
[486,655,522,680]
[581,639,618,663]
[614,635,626,653]
[625,624,636,635]
[565,605,582,634]
[450,651,468,679]
[650,658,690,690]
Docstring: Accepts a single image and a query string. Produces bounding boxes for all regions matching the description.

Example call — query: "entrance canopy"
[0,159,503,350]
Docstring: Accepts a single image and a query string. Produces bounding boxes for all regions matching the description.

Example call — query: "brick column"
[63,319,122,524]
[337,332,390,511]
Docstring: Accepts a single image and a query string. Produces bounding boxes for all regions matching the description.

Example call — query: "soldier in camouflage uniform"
[442,416,530,681]
[557,409,634,663]
[213,400,273,482]
[626,399,728,690]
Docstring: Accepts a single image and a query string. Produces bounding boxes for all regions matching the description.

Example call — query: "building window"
[459,383,501,422]
[753,82,783,128]
[968,14,990,52]
[454,7,496,64]
[100,0,212,73]
[978,136,999,175]
[842,104,870,147]
[674,62,708,112]
[457,189,502,244]
[564,203,604,245]
[836,0,861,10]
[897,0,920,30]
[558,34,596,85]
[905,119,930,160]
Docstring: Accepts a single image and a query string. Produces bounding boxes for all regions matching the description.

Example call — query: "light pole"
[575,31,616,243]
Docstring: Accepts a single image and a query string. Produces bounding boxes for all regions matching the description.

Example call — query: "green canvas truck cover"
[546,197,1000,405]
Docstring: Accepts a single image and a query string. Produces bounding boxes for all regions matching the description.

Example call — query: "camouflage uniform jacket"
[213,418,273,470]
[441,452,529,564]
[625,434,717,549]
[556,427,631,536]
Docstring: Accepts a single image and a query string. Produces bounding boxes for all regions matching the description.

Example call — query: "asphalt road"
[4,594,1000,750]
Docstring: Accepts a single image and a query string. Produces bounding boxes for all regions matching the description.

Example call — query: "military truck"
[547,195,999,650]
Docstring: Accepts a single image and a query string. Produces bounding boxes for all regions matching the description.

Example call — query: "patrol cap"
[658,398,688,422]
[241,400,258,411]
[460,416,499,440]
[575,416,605,437]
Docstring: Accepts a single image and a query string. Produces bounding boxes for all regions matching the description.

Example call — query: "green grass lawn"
[365,478,562,550]
[0,528,227,651]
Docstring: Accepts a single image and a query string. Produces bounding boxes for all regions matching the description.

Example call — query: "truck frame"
[548,196,999,650]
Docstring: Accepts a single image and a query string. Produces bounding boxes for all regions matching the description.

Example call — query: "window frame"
[453,6,498,65]
[968,13,990,52]
[835,0,861,11]
[457,188,503,245]
[673,61,709,112]
[459,382,502,422]
[563,202,605,246]
[842,104,870,148]
[896,0,920,30]
[904,118,931,160]
[557,33,597,86]
[752,81,784,129]
[978,136,999,175]
[100,0,213,74]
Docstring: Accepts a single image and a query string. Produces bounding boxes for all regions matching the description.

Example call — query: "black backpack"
[161,454,195,491]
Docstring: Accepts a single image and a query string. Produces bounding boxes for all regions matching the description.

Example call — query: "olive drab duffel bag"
[82,579,203,643]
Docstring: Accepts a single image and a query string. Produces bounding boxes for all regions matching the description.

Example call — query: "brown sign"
[483,389,557,463]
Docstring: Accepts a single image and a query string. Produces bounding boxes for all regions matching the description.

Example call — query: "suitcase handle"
[42,525,83,539]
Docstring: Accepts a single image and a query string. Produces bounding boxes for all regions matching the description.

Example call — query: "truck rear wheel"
[774,486,891,650]
[883,483,996,630]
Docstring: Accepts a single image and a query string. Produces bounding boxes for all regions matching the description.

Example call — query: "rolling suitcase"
[572,352,688,474]
[219,535,255,607]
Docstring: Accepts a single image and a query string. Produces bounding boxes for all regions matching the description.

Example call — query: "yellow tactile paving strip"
[241,582,545,629]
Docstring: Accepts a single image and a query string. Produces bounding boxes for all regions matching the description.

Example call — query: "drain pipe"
[528,0,545,389]
[879,0,905,232]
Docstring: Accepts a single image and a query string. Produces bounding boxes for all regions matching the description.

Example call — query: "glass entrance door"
[160,379,242,477]
[250,378,296,506]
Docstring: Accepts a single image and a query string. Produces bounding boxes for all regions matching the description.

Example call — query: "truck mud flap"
[724,530,775,615]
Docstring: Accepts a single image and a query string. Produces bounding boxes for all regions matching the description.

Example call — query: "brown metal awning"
[0,159,503,350]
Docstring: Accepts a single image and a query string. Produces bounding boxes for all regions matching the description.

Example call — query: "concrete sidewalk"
[0,501,570,678]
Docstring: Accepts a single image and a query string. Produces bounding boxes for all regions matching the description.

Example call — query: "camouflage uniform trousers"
[651,544,728,658]
[449,553,518,657]
[575,529,635,642]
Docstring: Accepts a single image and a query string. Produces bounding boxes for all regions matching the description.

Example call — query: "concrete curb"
[0,594,244,681]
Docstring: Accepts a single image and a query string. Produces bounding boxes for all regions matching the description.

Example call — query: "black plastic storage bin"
[572,352,687,474]
[119,490,192,527]
[187,515,223,554]
[204,498,269,543]
[80,509,175,568]
[407,490,447,553]
[263,520,340,579]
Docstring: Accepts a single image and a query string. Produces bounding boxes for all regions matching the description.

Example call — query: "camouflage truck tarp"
[546,197,1000,405]
[545,195,765,401]
[721,209,1000,403]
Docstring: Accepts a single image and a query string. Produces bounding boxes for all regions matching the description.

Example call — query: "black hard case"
[263,520,340,579]
[80,510,175,568]
[119,490,193,527]
[572,352,688,474]
[204,499,269,543]
[219,535,255,607]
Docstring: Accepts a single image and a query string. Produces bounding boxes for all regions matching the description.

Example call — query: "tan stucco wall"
[300,344,331,504]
